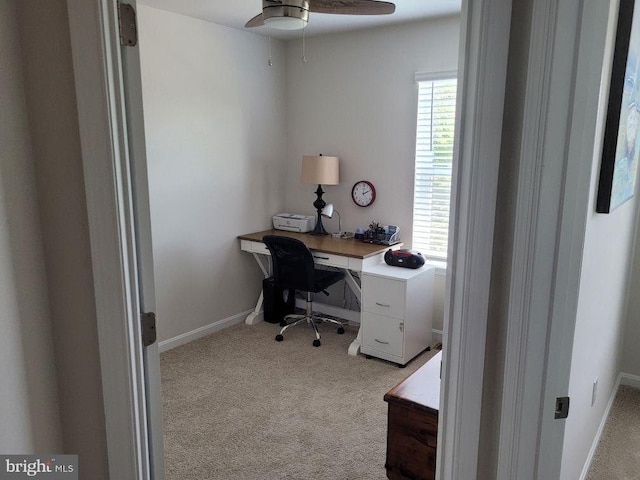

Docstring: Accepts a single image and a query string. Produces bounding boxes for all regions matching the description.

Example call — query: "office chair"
[263,235,346,347]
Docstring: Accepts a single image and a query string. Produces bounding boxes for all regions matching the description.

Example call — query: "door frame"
[63,0,591,479]
[66,1,152,479]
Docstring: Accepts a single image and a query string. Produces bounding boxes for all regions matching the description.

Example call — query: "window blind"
[412,75,457,261]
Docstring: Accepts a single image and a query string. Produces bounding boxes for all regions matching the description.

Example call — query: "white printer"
[272,213,316,233]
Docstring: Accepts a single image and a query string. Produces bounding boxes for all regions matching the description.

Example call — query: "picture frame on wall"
[597,0,640,213]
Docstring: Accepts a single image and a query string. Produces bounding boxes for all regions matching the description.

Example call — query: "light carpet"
[586,385,640,480]
[160,320,437,480]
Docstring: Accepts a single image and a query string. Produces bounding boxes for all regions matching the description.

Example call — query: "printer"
[272,213,316,233]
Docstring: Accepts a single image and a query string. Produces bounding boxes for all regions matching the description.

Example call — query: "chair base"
[275,307,346,347]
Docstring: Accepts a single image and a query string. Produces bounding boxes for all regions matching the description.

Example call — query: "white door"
[118,2,166,479]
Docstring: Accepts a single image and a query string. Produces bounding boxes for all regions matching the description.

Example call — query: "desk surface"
[238,229,403,260]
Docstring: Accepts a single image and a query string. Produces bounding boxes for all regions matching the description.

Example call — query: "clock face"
[351,181,376,207]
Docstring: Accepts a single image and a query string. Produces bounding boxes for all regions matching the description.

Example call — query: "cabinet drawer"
[362,275,405,318]
[362,312,404,358]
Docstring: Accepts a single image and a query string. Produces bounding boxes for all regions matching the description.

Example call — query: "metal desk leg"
[343,269,363,356]
[245,253,270,325]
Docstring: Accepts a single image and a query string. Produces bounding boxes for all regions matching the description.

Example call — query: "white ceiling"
[138,0,462,40]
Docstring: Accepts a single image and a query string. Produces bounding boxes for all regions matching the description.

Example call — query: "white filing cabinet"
[361,263,434,365]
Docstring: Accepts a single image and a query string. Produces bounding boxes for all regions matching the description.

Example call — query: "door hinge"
[555,396,570,419]
[118,3,138,47]
[141,312,157,347]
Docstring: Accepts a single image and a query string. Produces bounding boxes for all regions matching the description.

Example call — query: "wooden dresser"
[384,351,441,480]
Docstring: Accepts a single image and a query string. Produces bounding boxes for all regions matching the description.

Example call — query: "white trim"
[578,373,624,480]
[498,1,615,478]
[497,0,562,475]
[620,372,640,389]
[437,0,512,478]
[66,1,150,479]
[158,311,251,353]
[415,70,458,83]
[432,328,443,345]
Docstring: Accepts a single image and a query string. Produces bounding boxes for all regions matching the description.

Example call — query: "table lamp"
[301,154,339,236]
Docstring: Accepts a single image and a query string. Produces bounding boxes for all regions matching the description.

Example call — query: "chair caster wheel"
[313,339,321,347]
[279,321,287,327]
[275,334,284,342]
[337,327,345,335]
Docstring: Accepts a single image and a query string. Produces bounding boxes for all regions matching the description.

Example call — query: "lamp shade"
[301,155,339,185]
[321,203,334,218]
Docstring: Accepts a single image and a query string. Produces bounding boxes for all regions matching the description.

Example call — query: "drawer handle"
[374,339,389,345]
[313,255,330,260]
[375,302,391,307]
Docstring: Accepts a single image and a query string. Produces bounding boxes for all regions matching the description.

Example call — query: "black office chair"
[263,235,346,347]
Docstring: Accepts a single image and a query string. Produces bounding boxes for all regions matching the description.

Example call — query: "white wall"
[561,2,639,477]
[138,6,288,342]
[284,18,460,331]
[0,0,62,453]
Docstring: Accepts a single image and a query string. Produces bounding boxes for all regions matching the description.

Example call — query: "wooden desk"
[384,351,441,479]
[238,229,402,356]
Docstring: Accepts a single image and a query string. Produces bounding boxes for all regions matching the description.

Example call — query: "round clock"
[351,180,376,207]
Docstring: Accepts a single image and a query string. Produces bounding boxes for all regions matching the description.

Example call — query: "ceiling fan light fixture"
[263,0,309,30]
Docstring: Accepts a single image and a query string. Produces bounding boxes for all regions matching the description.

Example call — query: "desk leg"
[245,291,264,325]
[245,253,270,325]
[343,269,362,357]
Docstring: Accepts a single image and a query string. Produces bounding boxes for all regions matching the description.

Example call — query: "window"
[412,73,457,261]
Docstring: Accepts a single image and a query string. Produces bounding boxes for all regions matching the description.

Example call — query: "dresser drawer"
[362,275,405,318]
[362,312,404,358]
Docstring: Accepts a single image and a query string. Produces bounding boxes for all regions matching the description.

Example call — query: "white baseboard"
[158,309,251,353]
[160,307,444,353]
[620,372,640,389]
[579,372,626,480]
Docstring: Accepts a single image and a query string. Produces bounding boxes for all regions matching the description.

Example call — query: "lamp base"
[310,184,328,236]
[310,216,328,236]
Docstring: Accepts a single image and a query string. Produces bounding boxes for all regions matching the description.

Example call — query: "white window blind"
[412,74,457,261]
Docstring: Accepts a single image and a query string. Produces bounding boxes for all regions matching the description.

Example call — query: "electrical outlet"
[592,378,598,407]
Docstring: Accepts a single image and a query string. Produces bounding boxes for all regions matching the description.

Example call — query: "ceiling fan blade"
[309,0,395,15]
[245,13,265,28]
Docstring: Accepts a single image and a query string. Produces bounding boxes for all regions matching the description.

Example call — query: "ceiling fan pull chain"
[302,27,307,63]
[268,28,273,66]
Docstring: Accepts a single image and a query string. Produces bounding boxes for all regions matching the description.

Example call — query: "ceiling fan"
[245,0,396,31]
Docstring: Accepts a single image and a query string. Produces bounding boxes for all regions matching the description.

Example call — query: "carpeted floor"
[160,320,438,480]
[586,385,640,479]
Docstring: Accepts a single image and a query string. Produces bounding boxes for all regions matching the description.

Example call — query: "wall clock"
[351,180,376,207]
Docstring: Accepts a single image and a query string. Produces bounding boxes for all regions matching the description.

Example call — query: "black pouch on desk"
[262,277,295,323]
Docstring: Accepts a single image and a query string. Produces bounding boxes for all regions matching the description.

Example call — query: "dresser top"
[384,351,441,415]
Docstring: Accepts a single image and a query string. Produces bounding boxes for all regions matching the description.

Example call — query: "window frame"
[412,71,458,262]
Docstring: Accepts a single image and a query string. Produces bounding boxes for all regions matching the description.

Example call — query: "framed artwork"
[597,0,640,213]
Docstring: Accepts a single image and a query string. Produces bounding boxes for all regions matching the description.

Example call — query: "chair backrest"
[263,235,316,292]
